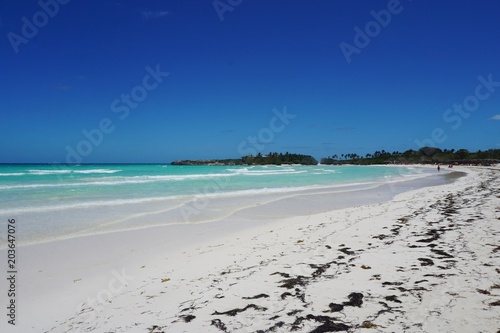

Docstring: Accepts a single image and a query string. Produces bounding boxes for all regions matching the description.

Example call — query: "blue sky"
[1,0,499,163]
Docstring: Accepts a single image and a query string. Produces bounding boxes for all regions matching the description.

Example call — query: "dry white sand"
[1,166,499,332]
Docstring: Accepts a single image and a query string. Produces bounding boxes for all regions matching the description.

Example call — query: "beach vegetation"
[172,152,318,166]
[321,147,500,166]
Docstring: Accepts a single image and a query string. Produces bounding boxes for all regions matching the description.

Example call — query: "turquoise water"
[0,164,429,245]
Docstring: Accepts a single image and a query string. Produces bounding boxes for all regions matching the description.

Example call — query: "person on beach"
[437,165,441,172]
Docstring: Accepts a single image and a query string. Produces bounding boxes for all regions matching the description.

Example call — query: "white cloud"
[142,10,169,20]
[490,114,500,120]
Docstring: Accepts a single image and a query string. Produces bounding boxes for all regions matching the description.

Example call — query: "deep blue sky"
[1,0,499,163]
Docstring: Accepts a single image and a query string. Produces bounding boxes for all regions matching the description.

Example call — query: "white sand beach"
[1,166,499,333]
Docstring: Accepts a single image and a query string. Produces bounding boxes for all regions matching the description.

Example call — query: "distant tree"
[318,147,499,166]
[402,149,416,158]
[454,149,470,160]
[418,146,442,157]
[474,150,487,159]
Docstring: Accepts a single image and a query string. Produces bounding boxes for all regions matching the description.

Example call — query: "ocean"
[0,164,431,246]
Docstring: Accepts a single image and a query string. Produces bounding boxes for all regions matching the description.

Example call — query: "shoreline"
[2,165,454,247]
[1,166,498,332]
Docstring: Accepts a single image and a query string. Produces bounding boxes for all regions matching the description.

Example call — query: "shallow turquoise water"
[0,164,423,212]
[0,164,429,244]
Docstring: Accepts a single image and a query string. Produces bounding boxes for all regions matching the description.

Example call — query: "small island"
[171,152,318,166]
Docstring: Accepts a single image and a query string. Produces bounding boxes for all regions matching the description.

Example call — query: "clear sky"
[1,0,499,163]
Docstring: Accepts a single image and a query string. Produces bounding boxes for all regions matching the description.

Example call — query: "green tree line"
[320,147,500,165]
[171,152,318,165]
[243,152,318,165]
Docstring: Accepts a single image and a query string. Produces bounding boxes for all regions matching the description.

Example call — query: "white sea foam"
[227,168,306,176]
[0,181,380,215]
[313,167,340,173]
[28,169,72,175]
[0,173,25,176]
[73,169,121,174]
[135,173,236,180]
[0,172,236,190]
[26,169,121,175]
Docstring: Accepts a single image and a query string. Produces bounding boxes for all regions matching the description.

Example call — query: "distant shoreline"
[171,153,319,166]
